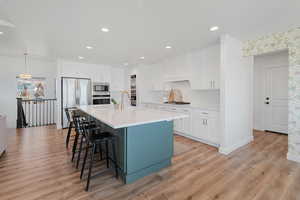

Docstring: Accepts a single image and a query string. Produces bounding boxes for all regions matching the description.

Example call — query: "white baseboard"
[174,131,219,148]
[287,152,300,163]
[56,123,62,129]
[219,135,254,155]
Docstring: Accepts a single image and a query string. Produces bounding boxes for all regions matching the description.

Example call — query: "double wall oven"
[92,82,111,105]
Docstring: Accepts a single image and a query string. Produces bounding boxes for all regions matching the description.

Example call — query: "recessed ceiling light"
[140,56,145,60]
[165,46,172,49]
[124,62,129,66]
[0,32,3,35]
[101,27,110,32]
[78,56,84,59]
[209,26,219,32]
[86,46,93,49]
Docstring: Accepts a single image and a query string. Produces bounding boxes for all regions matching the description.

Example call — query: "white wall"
[0,55,57,128]
[253,50,289,131]
[219,35,254,154]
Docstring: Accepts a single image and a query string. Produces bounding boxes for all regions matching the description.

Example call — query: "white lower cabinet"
[141,103,219,147]
[165,107,191,134]
[190,114,209,140]
[190,110,219,146]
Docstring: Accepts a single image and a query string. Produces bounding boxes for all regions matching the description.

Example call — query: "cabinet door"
[111,68,125,91]
[100,67,111,83]
[208,117,219,144]
[189,44,220,90]
[202,44,220,89]
[151,63,164,90]
[183,116,191,134]
[179,118,185,133]
[191,115,208,140]
[174,118,180,132]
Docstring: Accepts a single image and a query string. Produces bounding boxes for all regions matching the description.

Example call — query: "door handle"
[265,97,270,104]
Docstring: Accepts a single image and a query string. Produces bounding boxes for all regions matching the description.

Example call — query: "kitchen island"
[78,105,187,184]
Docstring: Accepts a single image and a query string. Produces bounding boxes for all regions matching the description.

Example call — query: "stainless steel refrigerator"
[61,77,91,128]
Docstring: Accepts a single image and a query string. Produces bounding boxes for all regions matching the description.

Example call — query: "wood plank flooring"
[0,126,300,200]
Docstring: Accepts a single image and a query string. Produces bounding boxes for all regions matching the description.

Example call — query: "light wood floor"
[0,126,300,200]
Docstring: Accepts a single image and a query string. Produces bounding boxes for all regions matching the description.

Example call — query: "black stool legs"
[86,143,96,191]
[105,140,109,168]
[81,138,119,191]
[65,121,73,148]
[71,130,79,162]
[80,144,89,180]
[76,134,85,169]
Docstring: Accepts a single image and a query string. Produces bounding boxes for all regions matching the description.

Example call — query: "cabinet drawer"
[192,110,218,119]
[177,108,191,114]
[167,107,178,112]
[158,106,168,111]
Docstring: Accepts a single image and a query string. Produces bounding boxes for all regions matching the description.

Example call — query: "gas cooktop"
[164,102,191,105]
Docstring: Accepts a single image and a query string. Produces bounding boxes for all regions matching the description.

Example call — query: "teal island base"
[101,120,174,184]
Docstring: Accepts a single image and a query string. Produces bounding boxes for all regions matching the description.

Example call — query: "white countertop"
[141,102,220,111]
[78,105,188,129]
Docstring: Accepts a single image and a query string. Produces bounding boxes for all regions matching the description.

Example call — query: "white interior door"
[264,66,288,134]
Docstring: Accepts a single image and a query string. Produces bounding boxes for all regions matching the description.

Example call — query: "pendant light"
[19,53,32,79]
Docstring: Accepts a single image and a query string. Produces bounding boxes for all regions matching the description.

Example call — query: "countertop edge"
[78,107,188,129]
[140,102,220,111]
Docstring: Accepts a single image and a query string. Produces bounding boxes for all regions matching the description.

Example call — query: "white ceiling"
[0,0,299,66]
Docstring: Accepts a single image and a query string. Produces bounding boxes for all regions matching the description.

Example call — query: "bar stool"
[71,112,88,162]
[80,121,119,191]
[72,115,98,169]
[71,113,91,164]
[64,107,77,148]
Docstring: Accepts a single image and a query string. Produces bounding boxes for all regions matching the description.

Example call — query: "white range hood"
[164,75,191,82]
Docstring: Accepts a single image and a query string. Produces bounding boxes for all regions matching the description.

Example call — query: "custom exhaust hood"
[163,75,191,82]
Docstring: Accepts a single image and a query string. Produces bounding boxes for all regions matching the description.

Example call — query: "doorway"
[253,50,289,134]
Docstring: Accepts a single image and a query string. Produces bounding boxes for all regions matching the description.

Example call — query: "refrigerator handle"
[75,80,79,105]
[78,80,81,105]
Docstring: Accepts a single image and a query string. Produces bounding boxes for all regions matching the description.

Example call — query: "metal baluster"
[52,100,54,124]
[24,101,27,127]
[31,101,33,126]
[42,101,44,125]
[37,101,38,126]
[43,100,46,126]
[36,100,38,127]
[39,100,41,126]
[50,100,52,124]
[28,101,30,127]
[30,101,32,127]
[46,100,48,125]
[50,100,52,125]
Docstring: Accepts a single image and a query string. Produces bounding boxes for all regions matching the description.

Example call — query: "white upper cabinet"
[58,60,112,83]
[110,67,125,91]
[150,63,165,91]
[91,66,109,83]
[163,55,191,81]
[189,43,220,90]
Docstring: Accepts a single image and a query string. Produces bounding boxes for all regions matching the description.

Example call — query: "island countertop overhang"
[77,105,188,129]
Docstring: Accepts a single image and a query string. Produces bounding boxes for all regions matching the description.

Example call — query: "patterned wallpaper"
[243,27,300,161]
